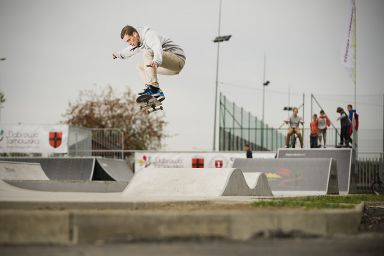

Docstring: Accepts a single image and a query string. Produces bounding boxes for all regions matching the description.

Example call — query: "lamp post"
[212,0,231,151]
[260,53,270,150]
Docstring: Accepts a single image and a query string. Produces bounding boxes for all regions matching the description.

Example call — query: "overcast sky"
[0,0,383,151]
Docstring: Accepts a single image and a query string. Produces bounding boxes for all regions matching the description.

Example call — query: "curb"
[0,202,364,245]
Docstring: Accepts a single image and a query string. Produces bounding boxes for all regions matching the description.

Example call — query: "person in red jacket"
[310,114,319,148]
[317,110,331,148]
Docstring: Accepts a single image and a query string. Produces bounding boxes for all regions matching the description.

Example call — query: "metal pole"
[353,0,357,110]
[121,131,124,160]
[248,112,251,143]
[262,53,266,123]
[383,94,384,152]
[310,94,313,118]
[302,93,305,148]
[353,0,358,157]
[261,53,266,149]
[212,0,222,151]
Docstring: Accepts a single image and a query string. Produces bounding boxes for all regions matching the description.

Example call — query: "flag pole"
[353,0,357,109]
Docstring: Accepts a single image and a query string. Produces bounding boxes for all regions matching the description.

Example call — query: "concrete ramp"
[0,157,95,180]
[95,158,134,181]
[233,158,339,195]
[0,161,49,180]
[4,180,128,193]
[277,148,355,193]
[123,168,273,197]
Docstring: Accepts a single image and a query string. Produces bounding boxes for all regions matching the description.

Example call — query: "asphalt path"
[1,235,384,256]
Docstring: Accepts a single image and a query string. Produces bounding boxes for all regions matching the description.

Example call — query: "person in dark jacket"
[243,144,253,158]
[336,107,351,147]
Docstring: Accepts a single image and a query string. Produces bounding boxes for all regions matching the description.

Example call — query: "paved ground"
[1,235,384,256]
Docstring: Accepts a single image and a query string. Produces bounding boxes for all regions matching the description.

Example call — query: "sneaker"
[138,85,149,96]
[138,85,165,102]
[156,89,165,102]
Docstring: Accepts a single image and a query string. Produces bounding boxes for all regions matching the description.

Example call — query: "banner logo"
[215,160,223,168]
[49,132,63,148]
[192,158,204,168]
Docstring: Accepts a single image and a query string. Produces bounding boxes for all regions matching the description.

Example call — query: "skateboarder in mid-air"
[112,25,186,102]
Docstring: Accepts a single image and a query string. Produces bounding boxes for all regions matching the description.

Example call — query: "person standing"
[347,104,359,146]
[336,107,351,147]
[284,107,304,148]
[243,144,253,158]
[317,110,331,148]
[310,114,319,148]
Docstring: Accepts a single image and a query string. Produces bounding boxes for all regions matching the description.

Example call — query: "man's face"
[123,32,140,47]
[293,109,298,116]
[347,106,352,111]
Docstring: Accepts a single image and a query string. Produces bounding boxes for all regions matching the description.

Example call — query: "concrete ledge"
[0,203,364,244]
[0,210,71,244]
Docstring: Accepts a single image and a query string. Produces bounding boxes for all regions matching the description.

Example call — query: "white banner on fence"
[134,152,276,172]
[0,124,69,154]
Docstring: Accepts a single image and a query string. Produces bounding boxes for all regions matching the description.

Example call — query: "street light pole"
[261,53,269,150]
[212,0,222,152]
[212,0,232,151]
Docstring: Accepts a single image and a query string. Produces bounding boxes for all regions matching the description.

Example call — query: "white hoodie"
[117,26,186,66]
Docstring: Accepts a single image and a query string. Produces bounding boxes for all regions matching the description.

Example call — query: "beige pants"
[137,50,185,88]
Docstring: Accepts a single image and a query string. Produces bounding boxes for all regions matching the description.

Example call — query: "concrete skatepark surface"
[233,158,339,195]
[277,148,355,193]
[0,167,273,202]
[0,158,133,193]
[0,157,96,180]
[0,155,367,245]
[0,157,134,181]
[0,161,49,180]
[95,158,134,181]
[4,180,128,193]
[123,168,273,197]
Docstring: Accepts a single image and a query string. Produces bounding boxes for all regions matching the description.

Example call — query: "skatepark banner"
[134,152,276,172]
[0,124,69,154]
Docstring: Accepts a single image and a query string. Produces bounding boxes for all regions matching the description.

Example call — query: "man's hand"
[146,62,158,69]
[112,53,119,59]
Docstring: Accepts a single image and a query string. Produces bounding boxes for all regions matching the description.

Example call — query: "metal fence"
[355,155,384,193]
[67,126,92,157]
[219,93,286,151]
[88,128,124,159]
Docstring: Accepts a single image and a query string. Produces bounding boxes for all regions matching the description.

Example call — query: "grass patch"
[252,195,384,210]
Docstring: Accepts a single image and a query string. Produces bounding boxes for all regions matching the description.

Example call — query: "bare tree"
[63,85,166,150]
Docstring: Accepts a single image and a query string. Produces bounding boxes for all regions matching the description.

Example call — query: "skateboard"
[136,94,163,113]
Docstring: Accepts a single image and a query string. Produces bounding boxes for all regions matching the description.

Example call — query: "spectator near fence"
[310,114,319,148]
[336,107,352,147]
[284,107,304,148]
[243,144,253,158]
[317,110,331,148]
[347,104,359,147]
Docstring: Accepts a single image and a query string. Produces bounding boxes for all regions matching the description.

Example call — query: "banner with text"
[0,124,69,154]
[134,152,276,172]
